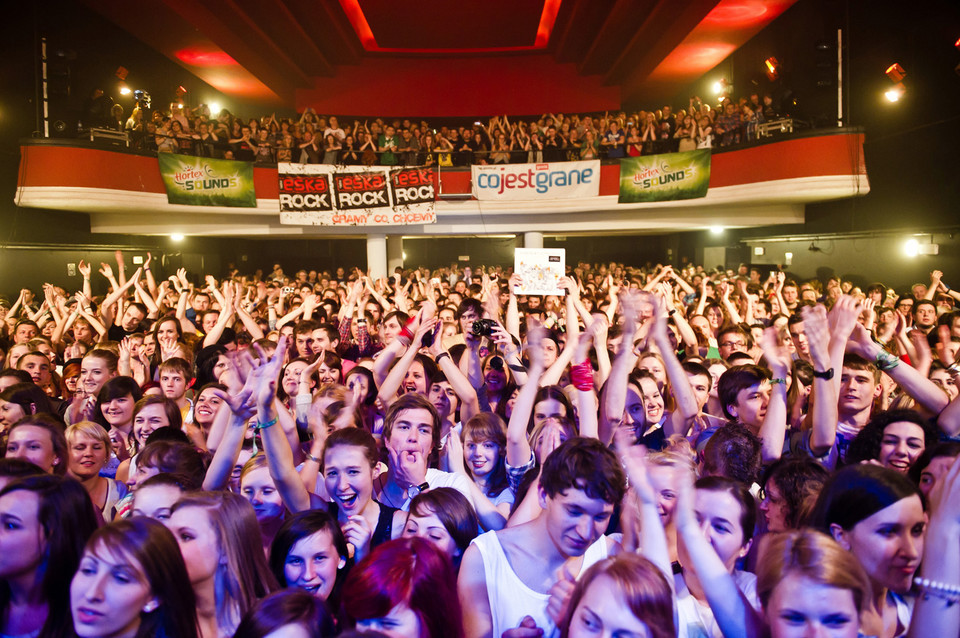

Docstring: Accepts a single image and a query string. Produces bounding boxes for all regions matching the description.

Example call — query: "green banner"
[158,153,256,207]
[618,149,711,203]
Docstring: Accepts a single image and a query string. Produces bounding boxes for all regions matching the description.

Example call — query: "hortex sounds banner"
[277,164,436,226]
[158,153,256,207]
[618,150,711,203]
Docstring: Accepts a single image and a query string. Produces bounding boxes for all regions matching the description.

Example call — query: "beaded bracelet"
[914,577,960,606]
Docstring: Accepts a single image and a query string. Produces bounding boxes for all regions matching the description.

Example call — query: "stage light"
[175,85,187,98]
[904,238,919,257]
[170,233,184,242]
[709,226,724,235]
[885,63,906,83]
[115,66,129,81]
[118,83,131,96]
[209,102,221,116]
[885,84,905,102]
[712,79,727,95]
[764,57,780,81]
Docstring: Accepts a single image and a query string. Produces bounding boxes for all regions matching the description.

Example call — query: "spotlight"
[885,63,906,83]
[885,84,905,102]
[170,233,184,242]
[208,102,221,116]
[712,79,727,95]
[175,85,187,98]
[764,57,780,81]
[709,226,724,235]
[118,83,131,96]
[904,238,919,257]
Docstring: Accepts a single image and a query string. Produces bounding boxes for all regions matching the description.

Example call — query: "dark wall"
[671,0,960,234]
[398,234,678,272]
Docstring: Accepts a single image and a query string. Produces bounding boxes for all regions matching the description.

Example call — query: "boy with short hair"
[158,357,193,423]
[459,437,626,638]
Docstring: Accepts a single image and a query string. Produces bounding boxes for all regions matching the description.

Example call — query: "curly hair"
[845,409,940,468]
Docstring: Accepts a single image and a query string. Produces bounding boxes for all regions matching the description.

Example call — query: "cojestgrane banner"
[471,160,600,201]
[158,153,256,207]
[277,163,436,226]
[618,150,711,203]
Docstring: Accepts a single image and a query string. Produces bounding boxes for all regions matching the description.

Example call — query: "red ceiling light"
[115,66,129,81]
[175,48,240,67]
[337,0,561,53]
[764,56,780,81]
[175,85,187,97]
[885,63,906,83]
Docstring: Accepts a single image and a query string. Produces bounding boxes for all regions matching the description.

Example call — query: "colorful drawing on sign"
[514,248,566,296]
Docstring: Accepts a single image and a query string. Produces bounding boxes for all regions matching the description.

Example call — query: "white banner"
[514,248,566,296]
[278,163,436,226]
[471,160,600,201]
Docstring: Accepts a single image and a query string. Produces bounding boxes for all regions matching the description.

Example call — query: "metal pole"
[836,28,843,127]
[41,37,49,137]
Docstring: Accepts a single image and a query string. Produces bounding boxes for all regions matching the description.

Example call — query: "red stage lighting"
[764,57,780,81]
[885,63,906,83]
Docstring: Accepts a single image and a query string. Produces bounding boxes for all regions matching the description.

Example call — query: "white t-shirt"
[675,569,759,638]
[471,531,610,638]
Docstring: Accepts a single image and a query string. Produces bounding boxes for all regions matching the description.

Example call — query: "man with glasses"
[717,325,750,361]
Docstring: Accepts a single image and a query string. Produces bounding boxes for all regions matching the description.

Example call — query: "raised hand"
[78,260,91,279]
[759,326,791,377]
[828,295,862,343]
[616,436,656,505]
[99,263,114,280]
[800,304,831,369]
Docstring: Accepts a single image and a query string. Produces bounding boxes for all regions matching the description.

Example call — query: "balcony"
[16,128,868,237]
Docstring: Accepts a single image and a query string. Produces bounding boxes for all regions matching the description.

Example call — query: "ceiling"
[83,0,798,111]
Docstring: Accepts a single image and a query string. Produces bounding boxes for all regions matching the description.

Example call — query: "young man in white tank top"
[458,437,626,638]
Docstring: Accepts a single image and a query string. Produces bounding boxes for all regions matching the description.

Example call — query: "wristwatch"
[406,482,429,500]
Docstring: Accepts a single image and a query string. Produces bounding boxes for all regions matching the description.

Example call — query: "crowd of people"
[1,252,959,638]
[86,92,788,167]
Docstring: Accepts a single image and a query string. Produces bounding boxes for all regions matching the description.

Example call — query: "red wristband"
[570,360,594,391]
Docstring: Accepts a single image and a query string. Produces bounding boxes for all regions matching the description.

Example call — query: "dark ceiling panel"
[579,0,657,76]
[551,0,618,64]
[232,0,333,77]
[357,0,546,49]
[607,0,722,84]
[287,0,365,65]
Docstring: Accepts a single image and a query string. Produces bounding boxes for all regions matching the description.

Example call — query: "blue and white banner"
[471,160,600,201]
